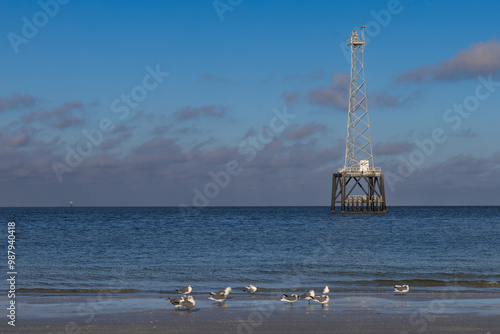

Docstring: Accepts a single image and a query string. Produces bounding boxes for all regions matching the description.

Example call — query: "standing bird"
[313,295,330,307]
[211,287,231,297]
[280,294,299,306]
[167,296,185,311]
[243,284,257,294]
[322,285,330,295]
[394,284,410,294]
[208,292,226,305]
[176,284,192,295]
[180,295,196,311]
[299,290,315,304]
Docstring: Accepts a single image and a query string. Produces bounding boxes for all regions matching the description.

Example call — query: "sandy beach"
[4,292,499,333]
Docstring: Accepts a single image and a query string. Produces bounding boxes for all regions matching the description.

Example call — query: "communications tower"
[331,26,386,213]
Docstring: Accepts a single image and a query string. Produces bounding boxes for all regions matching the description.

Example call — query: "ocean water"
[2,206,500,294]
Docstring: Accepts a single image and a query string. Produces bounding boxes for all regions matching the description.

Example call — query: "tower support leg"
[331,174,336,213]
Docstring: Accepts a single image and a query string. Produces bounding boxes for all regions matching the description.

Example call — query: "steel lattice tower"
[345,27,372,169]
[331,26,386,213]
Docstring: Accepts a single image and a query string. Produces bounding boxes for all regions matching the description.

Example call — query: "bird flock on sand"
[168,283,410,312]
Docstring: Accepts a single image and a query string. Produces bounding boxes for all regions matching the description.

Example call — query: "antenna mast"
[345,25,373,169]
[331,26,386,214]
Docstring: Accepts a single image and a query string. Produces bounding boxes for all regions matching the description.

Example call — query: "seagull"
[208,292,226,304]
[313,295,330,307]
[299,290,315,304]
[322,285,330,295]
[280,294,299,306]
[243,285,257,294]
[394,284,410,294]
[180,295,196,311]
[176,284,192,295]
[167,296,185,311]
[210,287,231,298]
[215,286,232,297]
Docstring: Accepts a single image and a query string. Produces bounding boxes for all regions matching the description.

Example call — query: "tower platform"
[331,168,386,213]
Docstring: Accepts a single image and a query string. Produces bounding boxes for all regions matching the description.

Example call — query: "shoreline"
[5,292,500,333]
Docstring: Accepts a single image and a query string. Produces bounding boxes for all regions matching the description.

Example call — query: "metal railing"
[347,37,364,45]
[347,195,383,201]
[338,167,382,173]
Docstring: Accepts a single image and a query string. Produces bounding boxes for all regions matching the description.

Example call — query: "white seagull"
[210,287,231,297]
[176,284,192,295]
[167,296,185,311]
[208,292,226,304]
[243,284,257,294]
[394,284,410,294]
[322,285,330,295]
[313,295,330,307]
[280,294,299,306]
[180,295,196,311]
[299,290,315,304]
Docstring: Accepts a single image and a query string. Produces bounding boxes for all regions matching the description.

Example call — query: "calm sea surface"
[2,206,499,294]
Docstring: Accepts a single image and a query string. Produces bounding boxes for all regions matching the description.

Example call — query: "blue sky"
[1,0,500,206]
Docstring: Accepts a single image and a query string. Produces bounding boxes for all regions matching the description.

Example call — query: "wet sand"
[4,292,500,333]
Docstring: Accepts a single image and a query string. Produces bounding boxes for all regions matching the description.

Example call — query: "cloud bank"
[397,39,500,83]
